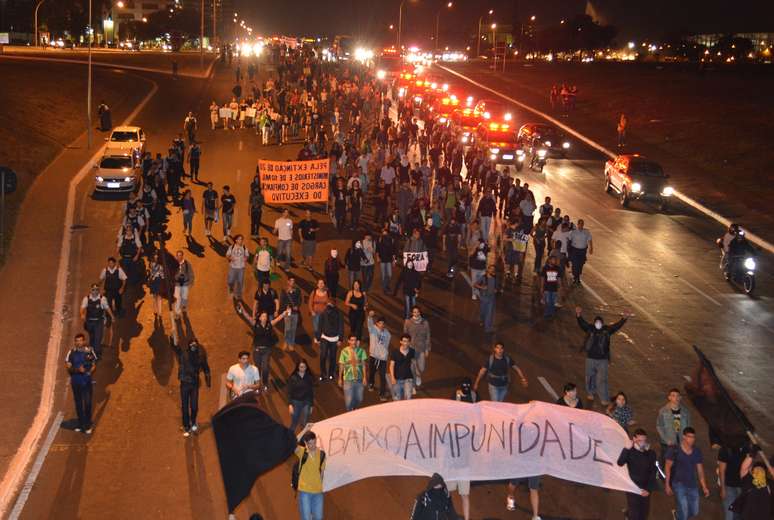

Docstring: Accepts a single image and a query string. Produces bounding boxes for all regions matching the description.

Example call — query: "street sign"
[0,167,17,195]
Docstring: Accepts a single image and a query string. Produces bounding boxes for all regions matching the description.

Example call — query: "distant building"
[684,32,774,49]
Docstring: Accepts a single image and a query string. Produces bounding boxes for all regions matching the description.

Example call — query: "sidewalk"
[0,69,155,512]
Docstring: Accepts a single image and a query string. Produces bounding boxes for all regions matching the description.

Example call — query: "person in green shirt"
[338,334,368,411]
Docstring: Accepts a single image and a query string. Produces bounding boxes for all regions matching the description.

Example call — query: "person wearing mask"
[556,382,584,408]
[79,284,114,359]
[280,276,302,352]
[324,249,344,299]
[665,427,710,520]
[172,338,211,437]
[393,260,422,319]
[568,219,593,285]
[617,428,657,520]
[366,311,391,402]
[575,306,629,405]
[656,388,693,470]
[404,306,431,387]
[315,302,344,382]
[338,335,369,411]
[287,359,314,431]
[737,446,772,519]
[65,334,97,434]
[409,473,458,520]
[473,342,528,402]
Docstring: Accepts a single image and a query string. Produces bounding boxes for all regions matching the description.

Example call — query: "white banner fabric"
[403,251,429,272]
[310,399,640,494]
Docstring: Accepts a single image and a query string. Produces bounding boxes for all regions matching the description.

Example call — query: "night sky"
[234,0,774,44]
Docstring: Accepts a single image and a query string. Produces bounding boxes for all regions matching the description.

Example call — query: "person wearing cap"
[575,306,629,405]
[172,337,211,437]
[409,473,458,520]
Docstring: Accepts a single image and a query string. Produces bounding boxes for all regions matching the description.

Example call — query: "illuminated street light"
[530,15,536,21]
[560,19,565,24]
[142,16,147,22]
[389,24,394,30]
[476,9,494,57]
[435,1,454,51]
[116,0,124,7]
[491,23,496,29]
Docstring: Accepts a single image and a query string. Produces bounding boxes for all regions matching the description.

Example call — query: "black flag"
[684,346,754,449]
[212,391,297,512]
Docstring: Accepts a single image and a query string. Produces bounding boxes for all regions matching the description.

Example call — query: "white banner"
[310,399,640,493]
[403,251,429,272]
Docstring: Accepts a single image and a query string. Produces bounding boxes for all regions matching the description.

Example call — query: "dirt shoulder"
[445,61,774,241]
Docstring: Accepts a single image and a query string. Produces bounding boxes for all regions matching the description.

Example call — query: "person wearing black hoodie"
[409,473,459,520]
[393,260,422,319]
[616,428,657,520]
[575,306,629,406]
[172,337,211,437]
[315,302,344,381]
[287,359,315,431]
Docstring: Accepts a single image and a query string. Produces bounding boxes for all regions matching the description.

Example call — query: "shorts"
[505,250,523,266]
[509,476,541,490]
[446,480,470,496]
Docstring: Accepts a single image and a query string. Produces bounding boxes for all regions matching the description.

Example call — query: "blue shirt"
[667,444,703,488]
[66,347,96,386]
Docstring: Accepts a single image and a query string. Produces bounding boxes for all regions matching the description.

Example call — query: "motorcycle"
[529,148,547,172]
[717,239,756,295]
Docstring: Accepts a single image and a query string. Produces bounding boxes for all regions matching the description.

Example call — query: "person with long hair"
[147,251,166,323]
[287,359,314,431]
[345,279,367,342]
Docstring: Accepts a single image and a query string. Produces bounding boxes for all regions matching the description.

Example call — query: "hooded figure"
[409,473,458,520]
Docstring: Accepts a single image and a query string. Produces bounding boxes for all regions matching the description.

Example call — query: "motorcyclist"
[717,223,739,269]
[727,231,756,277]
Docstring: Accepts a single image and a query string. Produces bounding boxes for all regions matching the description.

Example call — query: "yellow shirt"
[295,446,325,494]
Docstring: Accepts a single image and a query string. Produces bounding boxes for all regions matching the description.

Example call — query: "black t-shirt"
[222,194,236,214]
[390,348,416,381]
[254,288,278,315]
[203,189,218,210]
[541,265,561,292]
[444,222,461,250]
[483,355,515,387]
[252,321,278,348]
[740,473,771,519]
[718,446,748,488]
[299,219,319,241]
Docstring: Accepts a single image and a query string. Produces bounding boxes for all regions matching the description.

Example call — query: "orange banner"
[257,159,330,204]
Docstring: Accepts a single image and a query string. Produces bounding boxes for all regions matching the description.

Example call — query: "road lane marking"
[0,79,159,516]
[677,277,722,307]
[460,271,472,287]
[218,373,227,409]
[437,64,774,255]
[583,214,614,234]
[7,412,63,520]
[581,281,609,307]
[537,376,559,401]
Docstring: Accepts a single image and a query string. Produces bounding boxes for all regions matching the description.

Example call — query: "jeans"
[180,382,199,430]
[361,265,375,291]
[312,314,322,338]
[289,399,311,431]
[379,262,392,292]
[369,357,388,397]
[298,491,324,520]
[470,268,485,298]
[227,267,245,299]
[84,319,104,357]
[722,486,742,520]
[392,378,415,400]
[403,293,416,319]
[585,358,609,402]
[544,290,558,317]
[284,313,299,346]
[343,380,365,411]
[347,269,361,289]
[71,381,93,430]
[480,215,492,239]
[222,211,233,236]
[488,383,508,402]
[174,284,190,314]
[479,294,495,332]
[319,339,338,379]
[625,492,651,520]
[414,351,427,380]
[183,211,194,235]
[570,246,587,282]
[277,239,292,268]
[673,482,700,520]
[253,347,272,388]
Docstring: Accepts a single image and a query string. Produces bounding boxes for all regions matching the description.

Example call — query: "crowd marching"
[63,42,772,520]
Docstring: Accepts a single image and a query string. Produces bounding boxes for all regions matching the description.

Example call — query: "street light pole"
[397,0,405,50]
[476,9,493,58]
[434,2,452,52]
[87,0,93,149]
[212,0,217,44]
[200,0,204,69]
[33,0,45,47]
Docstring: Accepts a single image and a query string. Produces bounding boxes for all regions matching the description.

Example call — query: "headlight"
[544,140,552,147]
[661,186,674,197]
[483,111,491,119]
[537,149,547,158]
[504,113,512,121]
[631,182,642,193]
[489,148,500,154]
[518,155,525,162]
[562,141,571,149]
[96,176,104,182]
[461,136,468,143]
[516,149,524,155]
[414,96,422,104]
[744,258,756,271]
[376,70,386,80]
[439,117,447,124]
[124,177,133,182]
[490,154,498,161]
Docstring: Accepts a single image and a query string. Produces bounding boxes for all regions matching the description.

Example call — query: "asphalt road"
[11,58,774,520]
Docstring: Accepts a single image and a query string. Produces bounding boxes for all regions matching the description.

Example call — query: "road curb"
[437,64,774,255]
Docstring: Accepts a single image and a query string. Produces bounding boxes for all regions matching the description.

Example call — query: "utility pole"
[200,0,204,69]
[87,0,92,149]
[212,0,216,44]
[33,0,45,47]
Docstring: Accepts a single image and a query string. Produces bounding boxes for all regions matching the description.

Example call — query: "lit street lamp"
[33,0,45,47]
[476,9,493,57]
[434,1,453,52]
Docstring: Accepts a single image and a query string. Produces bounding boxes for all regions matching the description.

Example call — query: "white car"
[94,154,139,193]
[104,125,146,158]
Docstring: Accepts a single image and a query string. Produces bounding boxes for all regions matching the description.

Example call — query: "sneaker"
[415,376,422,387]
[328,375,334,381]
[191,424,199,433]
[183,430,190,437]
[85,428,93,435]
[368,385,375,392]
[586,394,595,401]
[506,495,516,511]
[379,394,388,402]
[472,294,478,300]
[412,387,417,396]
[74,427,82,433]
[319,376,325,382]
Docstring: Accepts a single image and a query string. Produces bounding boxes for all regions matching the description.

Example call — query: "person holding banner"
[409,473,459,520]
[617,428,657,520]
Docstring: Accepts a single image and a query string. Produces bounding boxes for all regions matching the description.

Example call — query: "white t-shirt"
[358,155,370,175]
[552,229,571,254]
[256,248,272,272]
[226,244,248,269]
[569,228,592,249]
[100,266,127,282]
[275,217,293,241]
[381,166,396,185]
[226,363,261,396]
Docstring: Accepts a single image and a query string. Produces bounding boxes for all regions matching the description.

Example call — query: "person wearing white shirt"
[380,164,396,197]
[226,234,249,301]
[568,219,593,285]
[274,209,294,270]
[551,223,572,276]
[225,351,261,399]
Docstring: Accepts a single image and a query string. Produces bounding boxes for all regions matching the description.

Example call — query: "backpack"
[291,448,326,493]
[487,354,511,384]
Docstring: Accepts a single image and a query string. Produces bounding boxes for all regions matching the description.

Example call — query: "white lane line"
[7,412,63,520]
[437,64,774,255]
[581,281,609,307]
[677,277,722,307]
[537,377,559,401]
[583,214,615,235]
[218,374,228,409]
[460,271,472,288]
[0,79,159,516]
